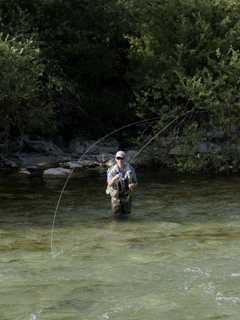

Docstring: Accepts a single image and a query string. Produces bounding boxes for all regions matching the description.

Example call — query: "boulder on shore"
[43,167,71,177]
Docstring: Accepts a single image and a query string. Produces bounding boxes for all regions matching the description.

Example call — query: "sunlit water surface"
[1,170,240,320]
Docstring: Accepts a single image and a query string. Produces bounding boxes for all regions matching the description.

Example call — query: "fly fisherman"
[106,151,137,218]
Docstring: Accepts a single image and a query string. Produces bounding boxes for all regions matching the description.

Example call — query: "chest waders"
[111,171,133,219]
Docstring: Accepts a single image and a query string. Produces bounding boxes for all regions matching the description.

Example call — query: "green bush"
[128,0,240,172]
[0,34,55,146]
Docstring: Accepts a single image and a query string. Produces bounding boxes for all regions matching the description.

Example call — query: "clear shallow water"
[1,170,240,320]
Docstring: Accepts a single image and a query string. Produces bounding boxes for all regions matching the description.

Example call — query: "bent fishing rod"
[50,109,194,251]
[50,116,160,251]
[129,110,194,163]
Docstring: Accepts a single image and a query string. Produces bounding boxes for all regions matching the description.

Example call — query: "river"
[1,170,240,319]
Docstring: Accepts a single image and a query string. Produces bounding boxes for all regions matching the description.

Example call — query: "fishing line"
[50,110,195,251]
[129,110,193,163]
[50,116,161,251]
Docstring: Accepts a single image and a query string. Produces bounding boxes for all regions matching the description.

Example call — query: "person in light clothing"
[106,151,137,218]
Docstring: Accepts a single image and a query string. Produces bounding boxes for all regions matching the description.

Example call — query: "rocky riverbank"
[1,130,240,176]
[0,136,142,177]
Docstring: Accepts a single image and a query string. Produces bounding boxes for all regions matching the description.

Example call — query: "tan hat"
[115,150,126,159]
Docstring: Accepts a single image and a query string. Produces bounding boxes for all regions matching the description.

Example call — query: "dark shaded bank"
[1,131,240,177]
[1,0,240,171]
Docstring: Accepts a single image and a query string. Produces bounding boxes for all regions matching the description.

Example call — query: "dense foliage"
[0,0,134,140]
[128,0,240,172]
[1,0,240,172]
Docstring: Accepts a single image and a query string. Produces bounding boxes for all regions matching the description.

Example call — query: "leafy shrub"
[128,0,240,172]
[0,34,55,147]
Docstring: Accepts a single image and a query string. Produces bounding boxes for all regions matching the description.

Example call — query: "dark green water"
[1,170,240,320]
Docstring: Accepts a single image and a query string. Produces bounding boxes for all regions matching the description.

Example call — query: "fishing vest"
[106,164,134,197]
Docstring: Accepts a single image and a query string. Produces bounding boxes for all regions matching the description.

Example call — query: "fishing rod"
[129,110,194,163]
[50,110,194,251]
[50,116,161,251]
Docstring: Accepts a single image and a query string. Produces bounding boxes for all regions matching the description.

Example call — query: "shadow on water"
[0,170,240,253]
[1,170,240,226]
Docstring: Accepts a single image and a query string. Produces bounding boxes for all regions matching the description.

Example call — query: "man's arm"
[128,167,137,191]
[108,174,120,187]
[128,182,137,191]
[107,167,120,188]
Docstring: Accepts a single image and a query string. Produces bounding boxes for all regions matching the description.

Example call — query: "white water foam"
[216,292,240,305]
[184,266,210,277]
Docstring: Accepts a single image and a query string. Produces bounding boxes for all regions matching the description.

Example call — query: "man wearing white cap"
[106,150,137,218]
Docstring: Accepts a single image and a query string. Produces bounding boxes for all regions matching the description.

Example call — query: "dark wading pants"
[111,194,131,218]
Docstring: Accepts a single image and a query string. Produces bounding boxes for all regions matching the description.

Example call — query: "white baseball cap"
[115,150,126,159]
